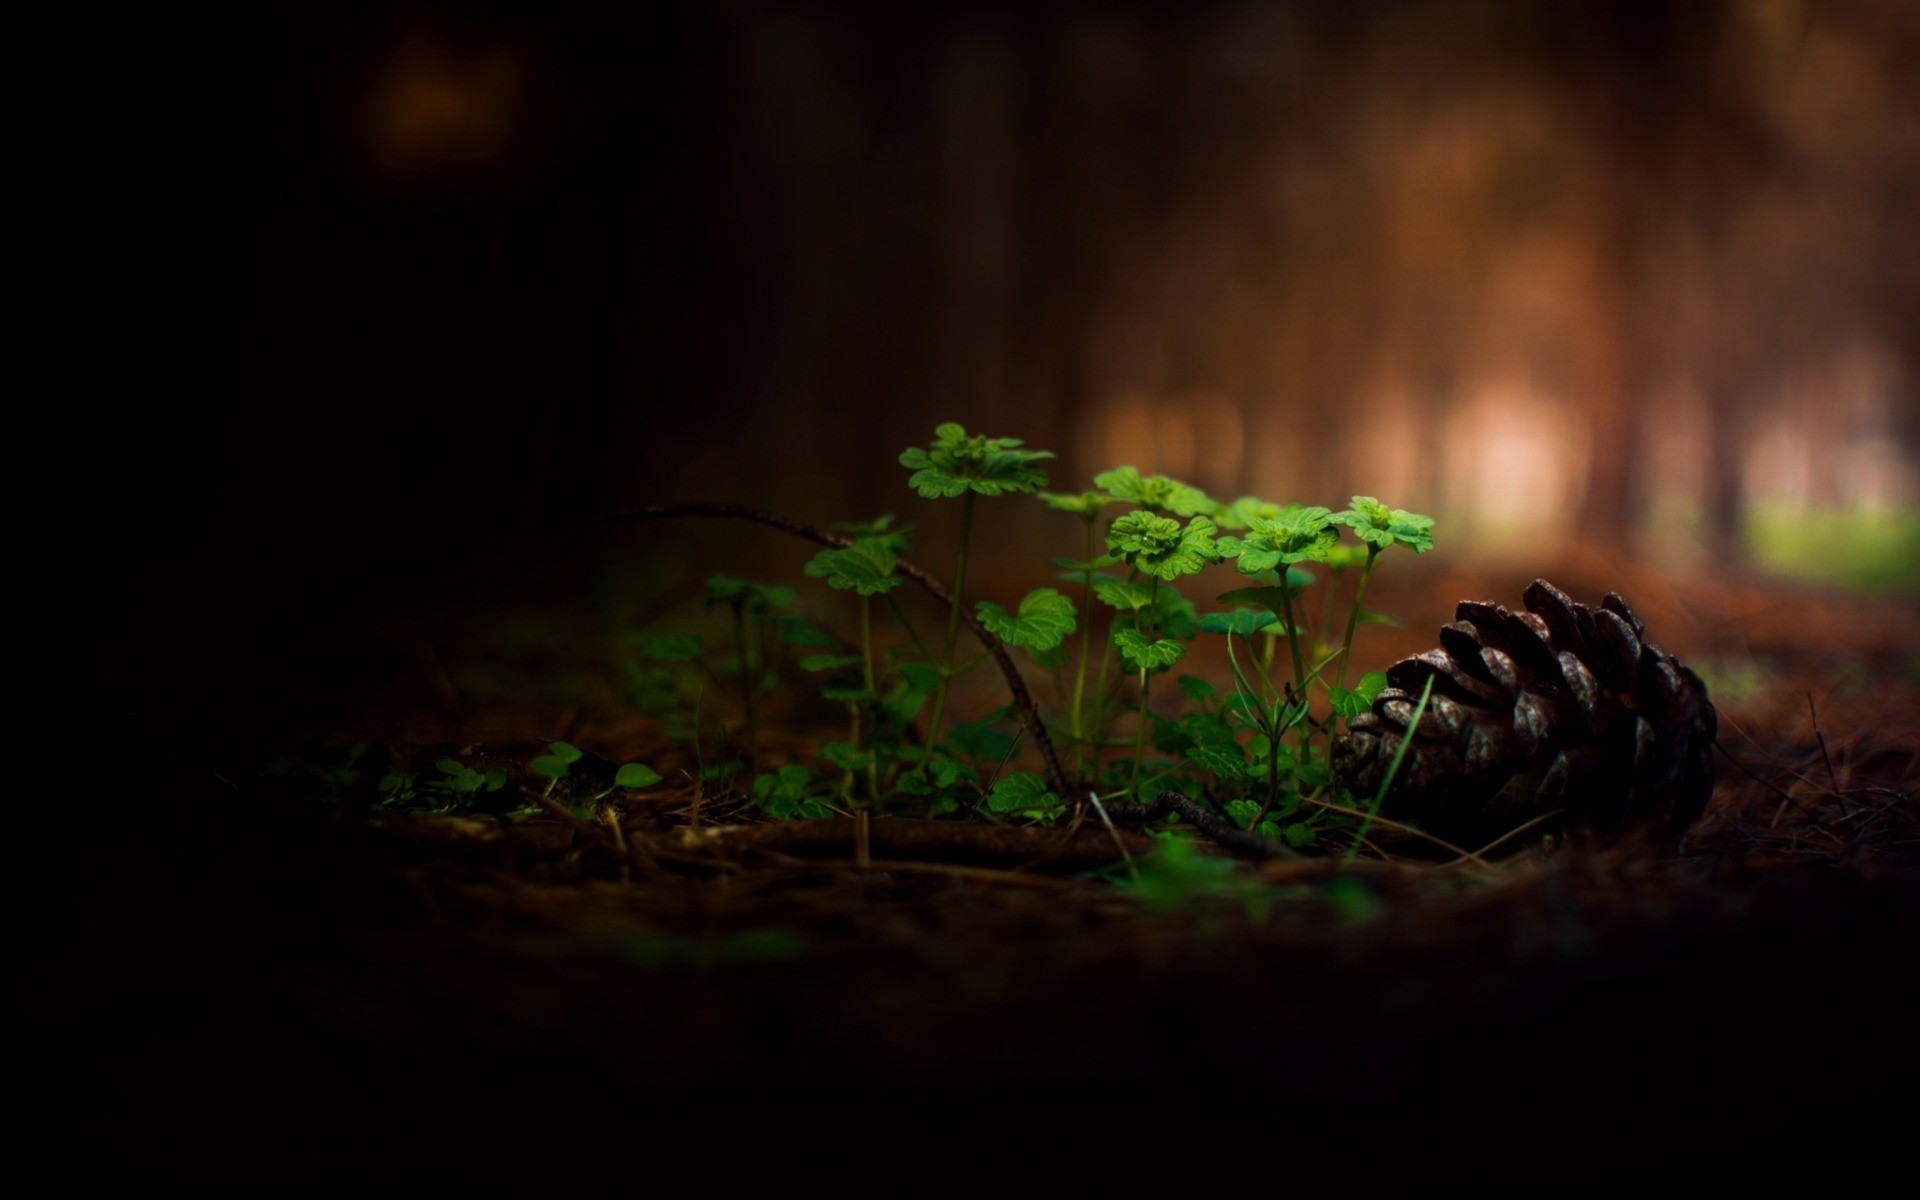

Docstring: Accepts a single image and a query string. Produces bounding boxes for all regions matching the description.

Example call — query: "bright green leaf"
[615,763,663,789]
[1092,467,1217,517]
[987,770,1063,815]
[976,587,1076,650]
[1197,609,1279,636]
[803,538,904,595]
[900,423,1053,499]
[1114,627,1186,672]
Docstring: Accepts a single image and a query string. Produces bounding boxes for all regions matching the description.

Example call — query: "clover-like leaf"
[976,587,1076,651]
[1331,670,1389,720]
[1196,608,1279,636]
[986,770,1063,815]
[1114,626,1186,672]
[1093,577,1155,612]
[1106,512,1221,581]
[614,763,663,789]
[1039,490,1116,519]
[803,538,903,595]
[1212,496,1290,531]
[818,741,873,772]
[1219,506,1336,574]
[1329,496,1434,553]
[900,422,1053,499]
[1093,467,1217,517]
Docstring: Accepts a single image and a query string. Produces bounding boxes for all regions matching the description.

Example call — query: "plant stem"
[1248,740,1283,831]
[1278,572,1308,701]
[733,600,757,770]
[1333,547,1381,694]
[1069,517,1097,779]
[1128,576,1160,801]
[859,593,880,804]
[921,491,975,763]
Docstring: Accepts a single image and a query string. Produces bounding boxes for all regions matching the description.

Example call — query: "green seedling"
[753,763,834,820]
[703,574,802,769]
[621,419,1439,861]
[529,740,662,816]
[900,423,1053,764]
[805,533,905,805]
[428,758,508,809]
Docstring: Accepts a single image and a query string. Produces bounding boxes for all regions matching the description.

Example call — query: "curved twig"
[1100,790,1299,860]
[595,503,1070,798]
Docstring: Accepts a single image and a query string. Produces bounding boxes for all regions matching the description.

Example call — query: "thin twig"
[596,503,1070,798]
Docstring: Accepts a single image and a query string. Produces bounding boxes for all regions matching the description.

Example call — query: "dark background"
[72,0,1920,748]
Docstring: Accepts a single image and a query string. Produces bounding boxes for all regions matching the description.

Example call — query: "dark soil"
[28,561,1916,1187]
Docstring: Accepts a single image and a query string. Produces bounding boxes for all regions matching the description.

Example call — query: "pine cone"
[1332,580,1717,845]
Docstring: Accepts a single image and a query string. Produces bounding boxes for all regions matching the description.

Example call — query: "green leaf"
[1197,608,1278,636]
[436,759,465,776]
[615,763,663,789]
[635,633,700,662]
[900,423,1053,499]
[799,653,862,673]
[947,719,1015,765]
[1354,607,1403,629]
[1187,743,1247,780]
[1094,577,1155,611]
[1177,674,1218,704]
[987,771,1063,815]
[1212,496,1288,531]
[704,574,797,612]
[549,741,583,764]
[976,587,1076,650]
[1039,491,1115,518]
[1354,670,1388,701]
[1106,512,1221,581]
[1092,467,1217,517]
[529,755,571,780]
[1284,822,1317,848]
[1330,496,1434,553]
[803,538,904,595]
[781,623,841,649]
[1114,627,1186,672]
[1221,506,1337,574]
[1295,761,1335,789]
[1053,554,1122,572]
[818,741,873,771]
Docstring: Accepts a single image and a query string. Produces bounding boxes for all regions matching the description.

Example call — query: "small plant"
[529,740,663,816]
[607,423,1435,861]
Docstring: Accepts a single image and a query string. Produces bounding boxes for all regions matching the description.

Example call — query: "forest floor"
[28,555,1917,1187]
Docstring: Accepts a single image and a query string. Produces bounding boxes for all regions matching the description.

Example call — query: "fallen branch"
[665,817,1155,872]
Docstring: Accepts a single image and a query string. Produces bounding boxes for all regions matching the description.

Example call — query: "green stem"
[1129,669,1151,800]
[1248,739,1283,831]
[1334,547,1381,694]
[921,491,975,761]
[1128,576,1160,802]
[1347,675,1433,862]
[1070,517,1097,779]
[733,600,757,770]
[860,593,879,804]
[1278,573,1308,701]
